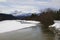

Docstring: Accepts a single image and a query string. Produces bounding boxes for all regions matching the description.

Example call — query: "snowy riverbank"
[0,20,40,33]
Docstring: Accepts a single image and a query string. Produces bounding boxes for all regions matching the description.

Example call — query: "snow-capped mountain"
[10,10,32,17]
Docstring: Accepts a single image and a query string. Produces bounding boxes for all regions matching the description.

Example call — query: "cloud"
[51,0,60,6]
[5,0,60,8]
[0,0,60,13]
[0,0,7,2]
[0,5,39,13]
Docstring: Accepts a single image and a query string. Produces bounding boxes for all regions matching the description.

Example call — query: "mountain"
[11,11,32,17]
[10,11,32,19]
[10,10,40,19]
[14,13,32,19]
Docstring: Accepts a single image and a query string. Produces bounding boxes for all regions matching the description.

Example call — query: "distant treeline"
[24,8,60,26]
[0,13,17,21]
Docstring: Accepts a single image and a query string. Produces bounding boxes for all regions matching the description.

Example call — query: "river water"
[0,20,55,40]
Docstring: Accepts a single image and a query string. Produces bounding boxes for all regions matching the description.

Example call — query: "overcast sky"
[0,0,60,13]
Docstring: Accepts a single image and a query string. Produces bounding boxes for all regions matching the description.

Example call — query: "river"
[0,20,55,40]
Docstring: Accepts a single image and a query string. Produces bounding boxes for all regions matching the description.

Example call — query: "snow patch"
[49,20,60,30]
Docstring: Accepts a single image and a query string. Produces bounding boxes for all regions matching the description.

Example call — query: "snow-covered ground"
[49,20,60,30]
[0,20,40,33]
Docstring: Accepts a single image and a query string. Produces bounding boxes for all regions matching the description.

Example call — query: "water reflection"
[41,25,55,40]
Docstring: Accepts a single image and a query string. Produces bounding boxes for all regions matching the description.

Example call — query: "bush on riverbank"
[37,8,60,27]
[39,8,55,27]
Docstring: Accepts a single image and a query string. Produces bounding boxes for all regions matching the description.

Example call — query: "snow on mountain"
[10,10,32,17]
